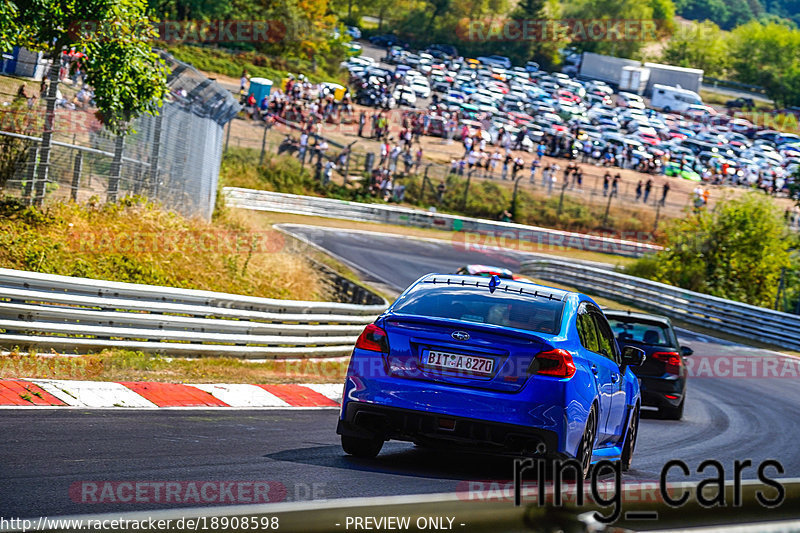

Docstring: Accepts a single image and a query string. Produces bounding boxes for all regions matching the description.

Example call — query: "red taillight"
[530,349,576,378]
[355,324,389,353]
[652,351,682,375]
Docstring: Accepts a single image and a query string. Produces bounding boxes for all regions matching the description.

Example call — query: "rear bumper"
[338,402,561,457]
[639,376,686,408]
[338,353,592,457]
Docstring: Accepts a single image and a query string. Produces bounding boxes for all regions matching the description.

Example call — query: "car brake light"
[652,351,682,375]
[529,349,576,378]
[355,324,389,353]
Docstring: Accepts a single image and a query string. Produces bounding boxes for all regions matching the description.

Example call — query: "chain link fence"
[0,51,239,219]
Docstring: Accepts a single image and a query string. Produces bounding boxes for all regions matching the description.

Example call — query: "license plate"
[423,350,494,375]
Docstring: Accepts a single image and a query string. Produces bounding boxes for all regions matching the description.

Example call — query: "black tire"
[576,406,597,479]
[663,106,671,113]
[620,406,639,472]
[341,434,384,458]
[659,399,684,420]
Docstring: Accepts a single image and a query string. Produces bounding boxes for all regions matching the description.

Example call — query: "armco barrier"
[223,187,663,258]
[0,268,386,358]
[521,259,800,351]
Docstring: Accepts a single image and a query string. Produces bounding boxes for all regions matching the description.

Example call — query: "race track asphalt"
[2,225,798,519]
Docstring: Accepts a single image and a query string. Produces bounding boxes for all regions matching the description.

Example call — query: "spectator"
[582,140,592,163]
[512,156,524,180]
[490,151,502,177]
[611,173,620,197]
[530,158,540,184]
[463,134,474,157]
[644,178,653,204]
[603,171,611,197]
[660,182,670,206]
[358,111,366,137]
[15,84,35,108]
[436,180,446,203]
[322,160,336,185]
[298,131,309,163]
[316,139,329,163]
[393,183,407,203]
[402,151,414,174]
[381,175,394,200]
[635,180,643,202]
[547,165,557,194]
[388,144,401,173]
[380,141,389,166]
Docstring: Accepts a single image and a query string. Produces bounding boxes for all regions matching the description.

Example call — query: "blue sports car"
[337,274,645,476]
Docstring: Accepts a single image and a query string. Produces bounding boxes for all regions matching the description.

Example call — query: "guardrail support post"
[22,144,39,205]
[70,151,83,202]
[259,124,269,166]
[462,169,472,210]
[602,186,614,226]
[148,114,163,198]
[107,134,125,203]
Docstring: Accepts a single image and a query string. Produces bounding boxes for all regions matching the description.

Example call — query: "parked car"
[725,97,755,109]
[346,26,362,39]
[604,310,693,420]
[338,273,645,477]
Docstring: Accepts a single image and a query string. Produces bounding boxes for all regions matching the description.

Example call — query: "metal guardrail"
[0,268,385,358]
[521,258,800,351]
[223,188,663,258]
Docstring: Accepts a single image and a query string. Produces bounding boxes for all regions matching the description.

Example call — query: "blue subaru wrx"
[337,274,645,476]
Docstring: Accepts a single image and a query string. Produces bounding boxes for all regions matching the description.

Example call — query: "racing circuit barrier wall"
[0,268,386,358]
[223,188,663,258]
[521,258,800,351]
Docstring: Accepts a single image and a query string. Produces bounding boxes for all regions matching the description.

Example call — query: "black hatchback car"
[604,310,693,420]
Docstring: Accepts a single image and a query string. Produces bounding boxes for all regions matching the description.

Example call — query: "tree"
[6,0,168,205]
[562,0,672,59]
[662,20,729,77]
[729,20,800,107]
[628,193,793,308]
[0,2,18,52]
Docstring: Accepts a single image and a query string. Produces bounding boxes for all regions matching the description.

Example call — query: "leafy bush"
[627,192,794,308]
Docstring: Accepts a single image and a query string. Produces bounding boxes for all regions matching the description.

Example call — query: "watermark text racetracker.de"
[0,516,279,531]
[67,229,286,255]
[455,18,659,42]
[68,20,286,44]
[450,230,658,255]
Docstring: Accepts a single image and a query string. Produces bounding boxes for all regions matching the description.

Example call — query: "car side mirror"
[621,346,646,368]
[681,346,694,357]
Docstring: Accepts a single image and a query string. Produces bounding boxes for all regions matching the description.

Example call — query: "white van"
[650,84,703,113]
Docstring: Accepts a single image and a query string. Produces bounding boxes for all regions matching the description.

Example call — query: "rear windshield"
[607,318,676,347]
[390,284,564,335]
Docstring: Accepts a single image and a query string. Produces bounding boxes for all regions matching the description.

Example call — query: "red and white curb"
[0,379,342,409]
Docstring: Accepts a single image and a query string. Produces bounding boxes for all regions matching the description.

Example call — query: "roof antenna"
[488,275,501,294]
